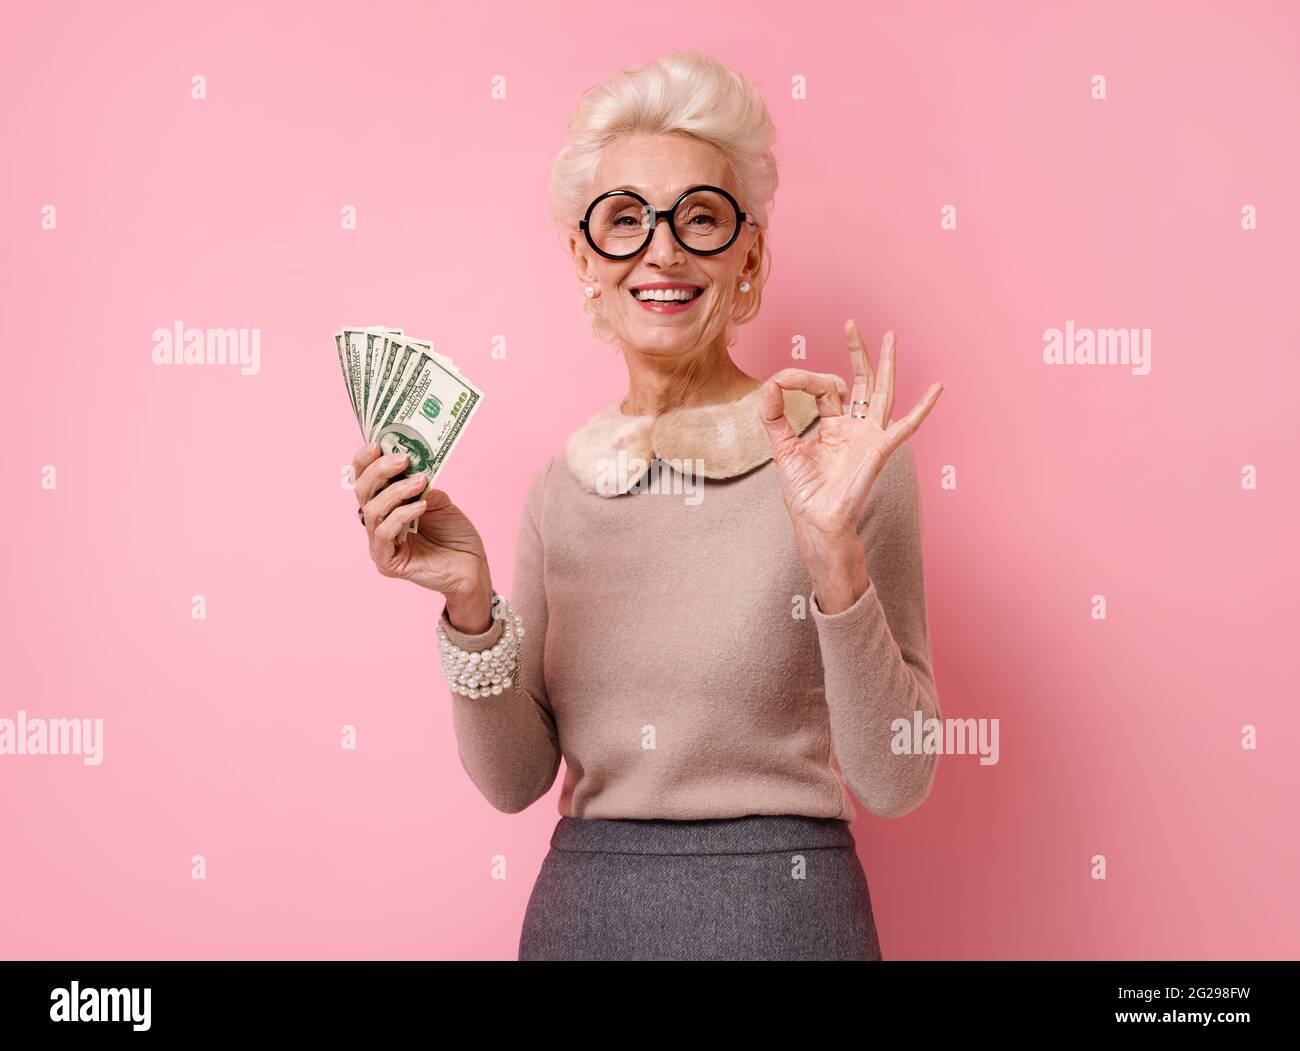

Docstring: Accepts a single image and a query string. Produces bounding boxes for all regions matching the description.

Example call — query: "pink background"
[2,0,1297,959]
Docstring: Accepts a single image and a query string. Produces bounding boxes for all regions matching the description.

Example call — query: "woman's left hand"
[759,321,944,613]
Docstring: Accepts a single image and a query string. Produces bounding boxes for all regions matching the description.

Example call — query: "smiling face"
[570,132,763,361]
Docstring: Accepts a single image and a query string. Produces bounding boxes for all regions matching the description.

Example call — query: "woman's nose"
[643,219,685,264]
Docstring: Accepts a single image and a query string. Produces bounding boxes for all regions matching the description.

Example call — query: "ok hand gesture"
[759,322,943,611]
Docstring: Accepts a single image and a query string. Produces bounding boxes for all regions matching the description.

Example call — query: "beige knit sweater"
[438,384,941,824]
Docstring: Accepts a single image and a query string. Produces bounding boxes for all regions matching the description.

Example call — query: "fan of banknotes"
[334,325,484,532]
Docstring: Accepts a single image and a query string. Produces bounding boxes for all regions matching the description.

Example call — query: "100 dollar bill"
[371,336,484,530]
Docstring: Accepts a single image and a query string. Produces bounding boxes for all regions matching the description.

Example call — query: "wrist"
[444,569,494,635]
[799,530,870,615]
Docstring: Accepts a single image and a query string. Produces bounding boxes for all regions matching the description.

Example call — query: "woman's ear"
[741,226,764,285]
[748,226,764,279]
[568,231,599,286]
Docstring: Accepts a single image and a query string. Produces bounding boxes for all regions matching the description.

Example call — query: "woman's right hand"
[351,442,495,633]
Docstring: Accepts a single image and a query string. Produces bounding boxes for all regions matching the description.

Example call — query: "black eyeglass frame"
[578,184,755,260]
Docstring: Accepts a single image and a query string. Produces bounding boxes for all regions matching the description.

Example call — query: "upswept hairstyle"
[550,50,779,346]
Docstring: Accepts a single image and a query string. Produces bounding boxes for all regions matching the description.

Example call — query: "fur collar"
[564,381,827,496]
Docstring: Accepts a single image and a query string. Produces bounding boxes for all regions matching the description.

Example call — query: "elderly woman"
[350,50,944,961]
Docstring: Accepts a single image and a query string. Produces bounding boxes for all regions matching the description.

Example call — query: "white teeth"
[632,288,700,302]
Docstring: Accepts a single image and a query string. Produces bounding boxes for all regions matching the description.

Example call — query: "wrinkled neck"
[620,339,759,417]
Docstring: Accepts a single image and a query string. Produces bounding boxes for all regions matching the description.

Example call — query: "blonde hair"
[550,50,779,350]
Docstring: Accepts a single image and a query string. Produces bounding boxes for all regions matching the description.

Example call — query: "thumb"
[424,488,456,515]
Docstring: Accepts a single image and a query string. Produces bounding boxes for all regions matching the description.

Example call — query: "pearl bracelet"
[436,597,524,699]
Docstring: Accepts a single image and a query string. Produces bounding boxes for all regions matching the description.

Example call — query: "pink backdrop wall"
[2,0,1297,959]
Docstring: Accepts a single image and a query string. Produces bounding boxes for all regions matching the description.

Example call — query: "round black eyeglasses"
[579,184,754,260]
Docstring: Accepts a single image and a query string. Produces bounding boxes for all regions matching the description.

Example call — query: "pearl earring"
[739,280,751,293]
[584,285,596,298]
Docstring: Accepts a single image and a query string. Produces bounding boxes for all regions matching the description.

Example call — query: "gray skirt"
[518,814,882,961]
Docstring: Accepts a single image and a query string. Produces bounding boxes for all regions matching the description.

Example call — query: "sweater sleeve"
[810,441,941,819]
[437,459,561,814]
